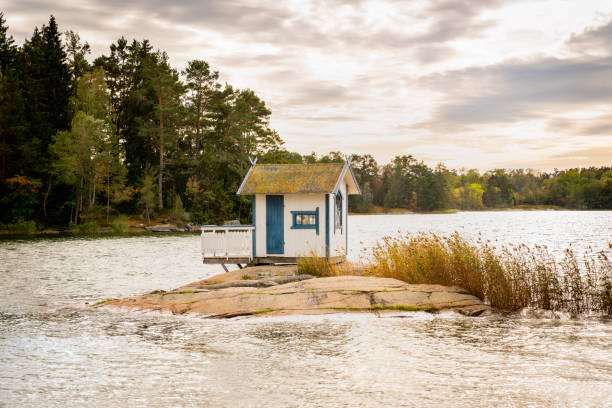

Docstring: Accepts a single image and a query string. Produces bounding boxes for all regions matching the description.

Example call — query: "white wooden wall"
[254,194,267,257]
[253,172,352,258]
[285,194,327,257]
[254,194,327,258]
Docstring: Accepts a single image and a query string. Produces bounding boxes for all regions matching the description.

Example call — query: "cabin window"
[335,191,343,232]
[290,208,319,235]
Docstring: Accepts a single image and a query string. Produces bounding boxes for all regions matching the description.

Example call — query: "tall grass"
[369,232,611,315]
[297,251,366,277]
[297,252,335,277]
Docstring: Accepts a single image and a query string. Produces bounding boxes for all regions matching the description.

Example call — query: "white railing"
[200,225,255,259]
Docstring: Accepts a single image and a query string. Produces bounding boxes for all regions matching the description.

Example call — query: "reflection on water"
[1,211,611,407]
[349,210,612,260]
[2,309,611,407]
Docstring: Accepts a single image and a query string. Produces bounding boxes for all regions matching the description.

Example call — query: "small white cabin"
[201,160,361,267]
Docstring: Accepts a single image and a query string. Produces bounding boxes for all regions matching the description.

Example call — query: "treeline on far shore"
[0,14,610,234]
[343,154,611,213]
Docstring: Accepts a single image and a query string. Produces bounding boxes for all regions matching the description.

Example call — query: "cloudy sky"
[3,0,612,170]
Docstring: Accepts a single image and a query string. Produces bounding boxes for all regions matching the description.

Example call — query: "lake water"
[1,211,611,407]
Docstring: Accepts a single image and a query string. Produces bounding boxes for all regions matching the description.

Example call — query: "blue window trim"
[290,208,319,235]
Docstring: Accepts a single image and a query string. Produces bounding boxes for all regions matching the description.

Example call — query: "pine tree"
[0,13,26,185]
[19,15,72,219]
[140,51,184,209]
[96,38,156,188]
[40,16,72,136]
[183,60,219,176]
[64,30,91,94]
[0,12,16,72]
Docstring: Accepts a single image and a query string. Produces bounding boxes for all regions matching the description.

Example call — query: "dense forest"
[347,157,612,212]
[0,15,610,231]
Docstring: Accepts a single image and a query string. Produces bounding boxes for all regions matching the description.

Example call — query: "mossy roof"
[238,163,348,194]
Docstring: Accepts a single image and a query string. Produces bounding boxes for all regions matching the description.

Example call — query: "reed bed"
[369,232,611,314]
[297,251,367,277]
[297,253,335,277]
[298,233,612,314]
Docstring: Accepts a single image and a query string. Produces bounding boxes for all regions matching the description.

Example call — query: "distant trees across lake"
[346,156,611,213]
[0,14,610,230]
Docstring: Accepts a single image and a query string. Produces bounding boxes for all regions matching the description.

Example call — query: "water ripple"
[1,212,611,407]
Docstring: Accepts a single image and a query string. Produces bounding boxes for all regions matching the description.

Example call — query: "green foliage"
[75,221,99,234]
[138,51,185,210]
[242,274,252,280]
[349,154,378,212]
[171,194,189,227]
[20,15,72,181]
[75,68,107,119]
[369,165,612,212]
[258,149,303,164]
[64,30,90,91]
[483,169,514,207]
[139,169,156,225]
[453,183,484,210]
[0,176,41,222]
[110,216,129,233]
[373,155,452,212]
[2,220,37,234]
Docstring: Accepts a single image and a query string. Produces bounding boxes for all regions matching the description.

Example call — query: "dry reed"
[297,251,366,277]
[368,232,612,314]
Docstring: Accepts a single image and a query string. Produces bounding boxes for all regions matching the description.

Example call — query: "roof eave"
[236,164,256,195]
[331,163,348,195]
[332,162,361,195]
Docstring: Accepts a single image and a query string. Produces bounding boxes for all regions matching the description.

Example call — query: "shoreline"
[0,225,201,238]
[350,204,569,215]
[98,265,492,318]
[3,207,600,237]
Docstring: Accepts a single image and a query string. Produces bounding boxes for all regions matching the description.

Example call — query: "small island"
[98,265,491,318]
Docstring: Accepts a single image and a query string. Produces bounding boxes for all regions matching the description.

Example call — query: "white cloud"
[3,0,612,169]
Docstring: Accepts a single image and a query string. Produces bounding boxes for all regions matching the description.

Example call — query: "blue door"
[266,195,284,254]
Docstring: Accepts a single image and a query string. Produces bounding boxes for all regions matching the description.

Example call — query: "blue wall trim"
[325,194,330,258]
[252,195,256,257]
[345,184,348,255]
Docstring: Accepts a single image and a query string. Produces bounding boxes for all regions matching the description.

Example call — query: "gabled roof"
[237,163,361,195]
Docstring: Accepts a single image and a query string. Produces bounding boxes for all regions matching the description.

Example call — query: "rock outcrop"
[100,266,492,318]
